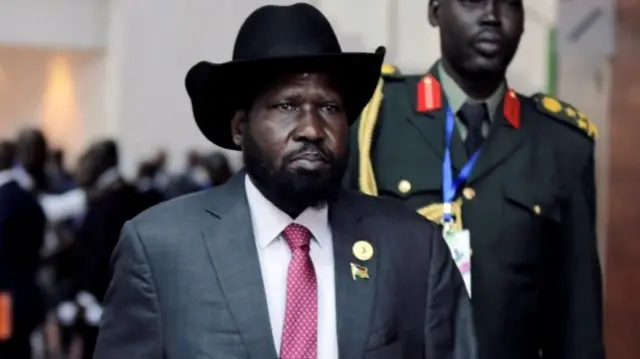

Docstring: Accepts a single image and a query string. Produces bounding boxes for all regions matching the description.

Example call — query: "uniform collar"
[437,62,506,122]
[416,60,521,128]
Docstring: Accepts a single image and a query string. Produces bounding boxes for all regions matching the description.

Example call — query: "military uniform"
[346,63,605,359]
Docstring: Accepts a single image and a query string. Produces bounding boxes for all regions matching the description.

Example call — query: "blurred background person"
[14,129,49,193]
[46,149,75,195]
[0,140,46,359]
[64,140,149,359]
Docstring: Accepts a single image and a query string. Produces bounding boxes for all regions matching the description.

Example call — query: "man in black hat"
[346,1,604,359]
[94,3,474,359]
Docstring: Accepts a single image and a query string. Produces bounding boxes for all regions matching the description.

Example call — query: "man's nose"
[481,0,501,25]
[294,108,325,142]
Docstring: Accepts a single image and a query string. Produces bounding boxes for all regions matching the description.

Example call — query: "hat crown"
[233,3,342,61]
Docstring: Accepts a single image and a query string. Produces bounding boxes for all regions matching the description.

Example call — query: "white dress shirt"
[245,175,338,359]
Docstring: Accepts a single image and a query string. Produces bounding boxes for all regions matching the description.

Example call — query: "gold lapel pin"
[352,240,374,261]
[350,263,370,280]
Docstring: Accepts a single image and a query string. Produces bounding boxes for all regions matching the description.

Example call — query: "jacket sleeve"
[424,226,477,359]
[94,221,163,359]
[542,146,605,359]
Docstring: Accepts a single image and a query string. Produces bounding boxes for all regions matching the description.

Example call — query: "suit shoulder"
[344,190,439,230]
[128,189,213,232]
[530,93,598,142]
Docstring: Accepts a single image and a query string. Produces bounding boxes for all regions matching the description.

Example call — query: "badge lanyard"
[442,107,481,233]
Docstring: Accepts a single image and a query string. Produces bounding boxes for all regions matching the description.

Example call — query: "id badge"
[0,292,13,341]
[443,230,472,297]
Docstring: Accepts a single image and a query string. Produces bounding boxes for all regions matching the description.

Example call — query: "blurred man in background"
[47,149,75,194]
[0,140,46,359]
[14,129,49,193]
[65,139,149,359]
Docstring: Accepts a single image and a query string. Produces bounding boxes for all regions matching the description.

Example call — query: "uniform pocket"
[504,182,561,223]
[376,165,442,199]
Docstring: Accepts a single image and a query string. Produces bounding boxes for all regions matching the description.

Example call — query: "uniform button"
[397,179,412,194]
[533,205,542,215]
[462,187,475,200]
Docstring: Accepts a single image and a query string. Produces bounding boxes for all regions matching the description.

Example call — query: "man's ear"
[428,0,440,27]
[230,110,246,148]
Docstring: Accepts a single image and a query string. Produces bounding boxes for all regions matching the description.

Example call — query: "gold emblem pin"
[542,97,562,113]
[398,179,412,194]
[352,240,374,261]
[462,187,475,200]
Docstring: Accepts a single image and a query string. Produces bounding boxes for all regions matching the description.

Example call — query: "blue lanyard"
[442,108,481,223]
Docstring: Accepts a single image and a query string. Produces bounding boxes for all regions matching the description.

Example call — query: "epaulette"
[380,64,404,81]
[532,93,598,140]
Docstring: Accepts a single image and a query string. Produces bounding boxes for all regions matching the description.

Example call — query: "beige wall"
[0,0,105,49]
[0,47,104,163]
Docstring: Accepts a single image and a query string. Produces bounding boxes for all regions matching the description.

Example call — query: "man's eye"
[274,102,296,111]
[322,103,342,113]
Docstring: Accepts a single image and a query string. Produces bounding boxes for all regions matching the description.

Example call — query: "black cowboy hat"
[185,3,385,150]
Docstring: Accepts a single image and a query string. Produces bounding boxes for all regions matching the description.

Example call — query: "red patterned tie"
[280,223,318,359]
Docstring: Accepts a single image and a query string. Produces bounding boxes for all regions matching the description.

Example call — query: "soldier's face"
[429,0,524,76]
[232,73,349,209]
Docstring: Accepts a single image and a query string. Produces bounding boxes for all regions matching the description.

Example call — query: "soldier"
[346,1,605,358]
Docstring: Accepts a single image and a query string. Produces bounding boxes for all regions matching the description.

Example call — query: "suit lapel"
[468,90,526,184]
[201,174,278,359]
[405,66,467,171]
[330,194,378,359]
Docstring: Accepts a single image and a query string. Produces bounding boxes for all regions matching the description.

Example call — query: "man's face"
[17,130,47,172]
[231,73,349,210]
[430,0,524,76]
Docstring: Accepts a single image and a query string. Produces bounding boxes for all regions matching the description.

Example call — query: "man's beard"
[242,132,346,213]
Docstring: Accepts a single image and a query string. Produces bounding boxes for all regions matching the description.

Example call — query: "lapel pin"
[350,263,370,281]
[352,240,374,261]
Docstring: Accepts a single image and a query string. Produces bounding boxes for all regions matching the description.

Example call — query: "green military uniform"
[346,62,604,359]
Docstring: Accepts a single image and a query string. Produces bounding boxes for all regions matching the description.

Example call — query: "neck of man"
[441,58,505,100]
[250,178,308,219]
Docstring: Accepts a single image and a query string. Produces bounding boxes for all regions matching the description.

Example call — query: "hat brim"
[185,47,386,150]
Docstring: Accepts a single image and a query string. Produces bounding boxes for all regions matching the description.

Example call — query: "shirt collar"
[96,167,121,190]
[0,169,14,188]
[244,174,330,250]
[437,62,506,121]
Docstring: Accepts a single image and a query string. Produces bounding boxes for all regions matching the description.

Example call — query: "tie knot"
[283,223,312,251]
[458,102,488,129]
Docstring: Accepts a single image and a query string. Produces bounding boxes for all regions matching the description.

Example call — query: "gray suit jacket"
[94,173,475,359]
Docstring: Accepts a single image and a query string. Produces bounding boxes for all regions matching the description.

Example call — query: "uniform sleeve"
[94,221,163,359]
[424,225,477,359]
[542,145,605,358]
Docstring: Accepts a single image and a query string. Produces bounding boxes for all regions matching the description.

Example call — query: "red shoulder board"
[416,75,443,112]
[503,89,520,128]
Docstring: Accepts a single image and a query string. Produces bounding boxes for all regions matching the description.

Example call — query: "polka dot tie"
[280,223,317,359]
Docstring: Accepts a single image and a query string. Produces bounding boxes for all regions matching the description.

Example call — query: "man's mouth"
[473,32,505,54]
[289,151,329,170]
